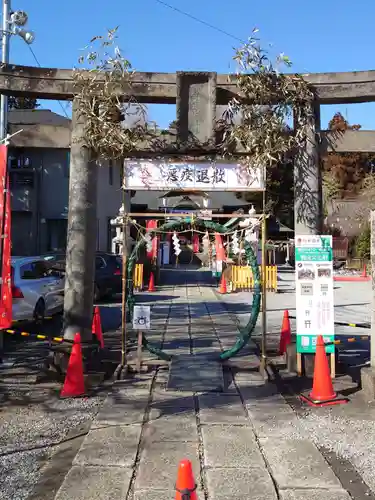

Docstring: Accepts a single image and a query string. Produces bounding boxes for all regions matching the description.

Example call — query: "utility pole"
[0,0,11,141]
[0,3,34,140]
[0,3,33,362]
[0,3,35,288]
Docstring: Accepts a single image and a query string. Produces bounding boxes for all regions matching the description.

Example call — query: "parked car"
[93,252,122,300]
[42,251,122,301]
[11,256,65,323]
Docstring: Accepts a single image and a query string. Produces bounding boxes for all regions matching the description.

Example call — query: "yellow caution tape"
[3,328,64,343]
[334,335,369,345]
[11,316,53,324]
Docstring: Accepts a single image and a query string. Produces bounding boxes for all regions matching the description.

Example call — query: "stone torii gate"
[0,64,374,344]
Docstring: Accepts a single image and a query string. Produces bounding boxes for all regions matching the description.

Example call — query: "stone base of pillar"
[360,366,375,401]
[286,343,297,373]
[52,339,100,374]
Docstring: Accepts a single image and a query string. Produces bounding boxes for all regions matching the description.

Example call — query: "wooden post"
[121,187,128,367]
[297,353,302,377]
[136,331,143,373]
[330,352,336,379]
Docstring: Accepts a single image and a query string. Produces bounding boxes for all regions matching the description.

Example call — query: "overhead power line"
[27,45,70,119]
[153,0,245,44]
[152,0,312,76]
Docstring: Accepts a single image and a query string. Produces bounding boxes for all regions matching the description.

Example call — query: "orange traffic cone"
[175,459,197,500]
[60,333,85,398]
[362,263,367,277]
[279,310,291,355]
[218,274,227,294]
[148,271,156,292]
[92,306,104,348]
[300,335,348,407]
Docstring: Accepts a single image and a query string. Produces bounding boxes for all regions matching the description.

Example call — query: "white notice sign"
[123,161,264,191]
[295,235,334,354]
[133,305,151,330]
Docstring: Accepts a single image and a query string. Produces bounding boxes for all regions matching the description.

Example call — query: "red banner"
[146,220,158,260]
[192,234,199,253]
[214,233,226,261]
[0,145,12,329]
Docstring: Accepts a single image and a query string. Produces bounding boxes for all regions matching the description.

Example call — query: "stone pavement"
[54,269,351,500]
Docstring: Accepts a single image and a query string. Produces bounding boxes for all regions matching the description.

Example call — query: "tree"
[8,96,39,110]
[238,160,294,228]
[169,120,177,130]
[322,113,375,199]
[354,224,370,259]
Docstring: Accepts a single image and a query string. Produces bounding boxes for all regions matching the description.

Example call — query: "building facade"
[8,109,124,256]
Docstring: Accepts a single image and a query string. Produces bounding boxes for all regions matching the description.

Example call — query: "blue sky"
[8,0,375,129]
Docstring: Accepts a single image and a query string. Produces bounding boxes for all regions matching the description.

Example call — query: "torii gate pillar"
[63,98,98,341]
[294,101,322,235]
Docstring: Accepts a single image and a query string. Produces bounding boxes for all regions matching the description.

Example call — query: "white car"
[11,256,65,322]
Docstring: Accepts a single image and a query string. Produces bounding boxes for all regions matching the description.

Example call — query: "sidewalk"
[54,270,351,500]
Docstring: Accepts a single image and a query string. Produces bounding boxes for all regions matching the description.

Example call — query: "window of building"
[8,152,32,169]
[47,219,67,252]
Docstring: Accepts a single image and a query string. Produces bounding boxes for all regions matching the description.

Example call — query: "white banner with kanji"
[123,161,264,191]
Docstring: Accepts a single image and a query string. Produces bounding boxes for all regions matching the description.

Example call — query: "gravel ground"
[0,304,120,500]
[222,276,375,495]
[297,407,375,495]
[1,449,49,500]
[0,388,106,500]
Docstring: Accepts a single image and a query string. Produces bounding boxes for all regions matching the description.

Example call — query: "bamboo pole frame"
[121,188,128,367]
[121,165,267,370]
[260,187,267,375]
[126,212,264,219]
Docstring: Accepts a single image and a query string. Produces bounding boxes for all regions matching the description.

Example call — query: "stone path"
[54,269,351,500]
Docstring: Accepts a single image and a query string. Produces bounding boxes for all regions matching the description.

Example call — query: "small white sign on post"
[197,209,213,220]
[133,305,151,330]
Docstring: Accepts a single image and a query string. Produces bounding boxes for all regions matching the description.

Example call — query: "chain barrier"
[126,218,261,361]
